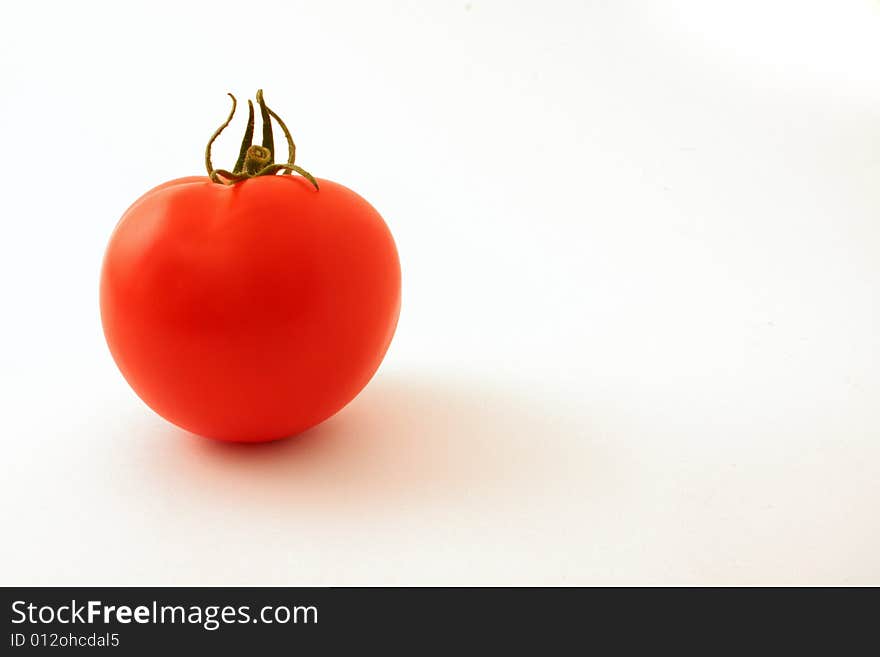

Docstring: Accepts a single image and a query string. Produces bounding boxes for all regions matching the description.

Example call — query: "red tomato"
[100,174,400,442]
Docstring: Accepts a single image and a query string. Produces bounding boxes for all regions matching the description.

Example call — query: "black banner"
[1,587,872,653]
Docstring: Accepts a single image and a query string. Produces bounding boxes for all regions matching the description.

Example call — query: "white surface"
[1,0,879,585]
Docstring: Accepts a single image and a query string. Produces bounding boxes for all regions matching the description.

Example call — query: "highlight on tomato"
[100,90,401,442]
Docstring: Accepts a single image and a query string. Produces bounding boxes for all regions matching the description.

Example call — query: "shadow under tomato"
[152,371,590,514]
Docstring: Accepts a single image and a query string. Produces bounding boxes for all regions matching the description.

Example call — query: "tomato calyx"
[204,89,319,190]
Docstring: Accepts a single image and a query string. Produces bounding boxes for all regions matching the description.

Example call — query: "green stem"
[255,163,319,190]
[244,145,272,175]
[204,90,317,188]
[256,89,275,165]
[205,93,237,177]
[233,100,255,174]
[265,106,296,171]
[210,169,247,183]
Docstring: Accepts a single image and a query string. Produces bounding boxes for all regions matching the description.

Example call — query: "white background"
[1,0,878,585]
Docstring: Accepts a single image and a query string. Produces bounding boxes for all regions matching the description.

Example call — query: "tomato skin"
[100,175,401,442]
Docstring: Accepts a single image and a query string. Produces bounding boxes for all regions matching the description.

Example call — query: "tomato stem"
[204,91,318,189]
[265,104,297,172]
[256,89,275,166]
[233,100,255,174]
[244,145,272,174]
[205,94,236,182]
